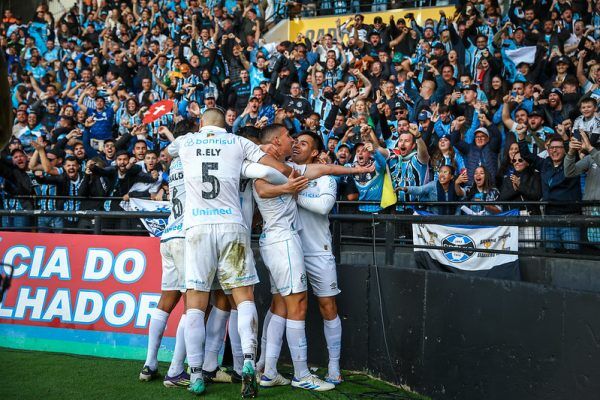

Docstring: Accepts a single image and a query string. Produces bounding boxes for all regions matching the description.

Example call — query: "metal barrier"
[2,204,600,261]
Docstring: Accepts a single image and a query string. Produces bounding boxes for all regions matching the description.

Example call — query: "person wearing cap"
[233,96,260,134]
[176,63,203,104]
[503,97,554,156]
[544,54,575,92]
[451,116,501,184]
[78,89,121,142]
[540,88,572,127]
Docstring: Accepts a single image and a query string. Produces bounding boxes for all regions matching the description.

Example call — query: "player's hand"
[354,163,376,174]
[260,143,282,159]
[285,174,309,194]
[188,102,201,117]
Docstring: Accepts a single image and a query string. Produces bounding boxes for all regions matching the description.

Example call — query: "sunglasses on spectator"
[511,158,524,163]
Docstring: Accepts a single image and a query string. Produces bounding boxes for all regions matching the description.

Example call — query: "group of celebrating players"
[138,108,373,397]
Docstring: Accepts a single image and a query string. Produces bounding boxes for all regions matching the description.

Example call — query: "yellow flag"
[380,166,397,209]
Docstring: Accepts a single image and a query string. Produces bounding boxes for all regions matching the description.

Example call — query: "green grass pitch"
[0,348,428,399]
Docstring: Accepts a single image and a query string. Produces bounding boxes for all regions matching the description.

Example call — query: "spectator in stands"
[0,1,598,250]
[461,166,502,216]
[498,152,542,215]
[565,132,600,245]
[397,164,467,215]
[519,132,582,250]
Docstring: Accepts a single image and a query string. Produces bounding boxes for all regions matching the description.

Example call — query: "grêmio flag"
[412,210,520,280]
[128,198,170,237]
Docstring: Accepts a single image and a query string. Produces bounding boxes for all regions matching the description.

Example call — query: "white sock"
[324,315,342,377]
[256,309,273,372]
[264,314,286,379]
[286,319,310,379]
[202,307,230,372]
[145,308,169,370]
[237,301,258,368]
[167,314,186,377]
[184,308,205,383]
[228,310,244,375]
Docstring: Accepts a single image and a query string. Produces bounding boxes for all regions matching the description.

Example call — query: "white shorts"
[160,238,186,292]
[305,254,341,297]
[185,224,259,292]
[210,275,232,295]
[260,233,307,296]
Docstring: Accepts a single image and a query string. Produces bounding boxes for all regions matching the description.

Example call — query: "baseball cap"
[474,127,489,137]
[418,110,432,121]
[556,56,570,65]
[433,42,445,50]
[528,109,545,118]
[549,88,563,98]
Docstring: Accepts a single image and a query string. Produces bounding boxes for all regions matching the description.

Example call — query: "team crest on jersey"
[300,273,307,285]
[185,137,194,146]
[330,282,338,290]
[307,181,317,188]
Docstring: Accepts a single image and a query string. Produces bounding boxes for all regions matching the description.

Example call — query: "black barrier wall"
[252,258,600,400]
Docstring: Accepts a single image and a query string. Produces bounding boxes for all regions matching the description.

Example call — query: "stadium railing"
[2,196,600,262]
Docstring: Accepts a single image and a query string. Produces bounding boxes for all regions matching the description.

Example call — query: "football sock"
[264,314,286,379]
[202,307,230,372]
[256,309,273,372]
[229,310,244,375]
[286,319,310,379]
[184,308,205,383]
[324,315,342,378]
[167,314,186,377]
[145,308,169,370]
[237,301,258,368]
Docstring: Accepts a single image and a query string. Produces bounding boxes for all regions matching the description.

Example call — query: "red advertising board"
[0,232,183,359]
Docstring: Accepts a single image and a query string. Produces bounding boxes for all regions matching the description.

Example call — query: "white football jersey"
[239,176,254,229]
[161,156,185,242]
[168,126,265,229]
[253,162,306,246]
[297,175,337,255]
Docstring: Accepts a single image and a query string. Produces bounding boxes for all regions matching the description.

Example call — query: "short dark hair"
[260,123,287,144]
[296,130,324,153]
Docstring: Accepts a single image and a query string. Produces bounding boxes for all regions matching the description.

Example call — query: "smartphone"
[572,129,581,140]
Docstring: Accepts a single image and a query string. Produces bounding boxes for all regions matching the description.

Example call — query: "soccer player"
[139,123,191,388]
[291,131,343,385]
[202,126,288,385]
[167,109,286,397]
[253,125,373,391]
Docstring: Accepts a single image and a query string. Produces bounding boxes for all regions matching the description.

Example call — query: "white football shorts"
[304,254,341,297]
[260,232,307,296]
[160,238,186,292]
[185,223,259,291]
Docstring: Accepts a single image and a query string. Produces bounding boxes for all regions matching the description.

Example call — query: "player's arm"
[303,162,374,180]
[253,173,308,199]
[242,161,288,185]
[297,178,337,215]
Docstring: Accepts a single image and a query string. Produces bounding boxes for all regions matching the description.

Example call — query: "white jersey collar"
[199,126,228,135]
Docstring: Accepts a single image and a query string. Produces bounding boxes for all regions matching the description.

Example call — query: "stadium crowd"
[0,0,600,250]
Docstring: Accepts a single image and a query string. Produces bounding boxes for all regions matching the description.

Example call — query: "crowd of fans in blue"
[0,0,599,249]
